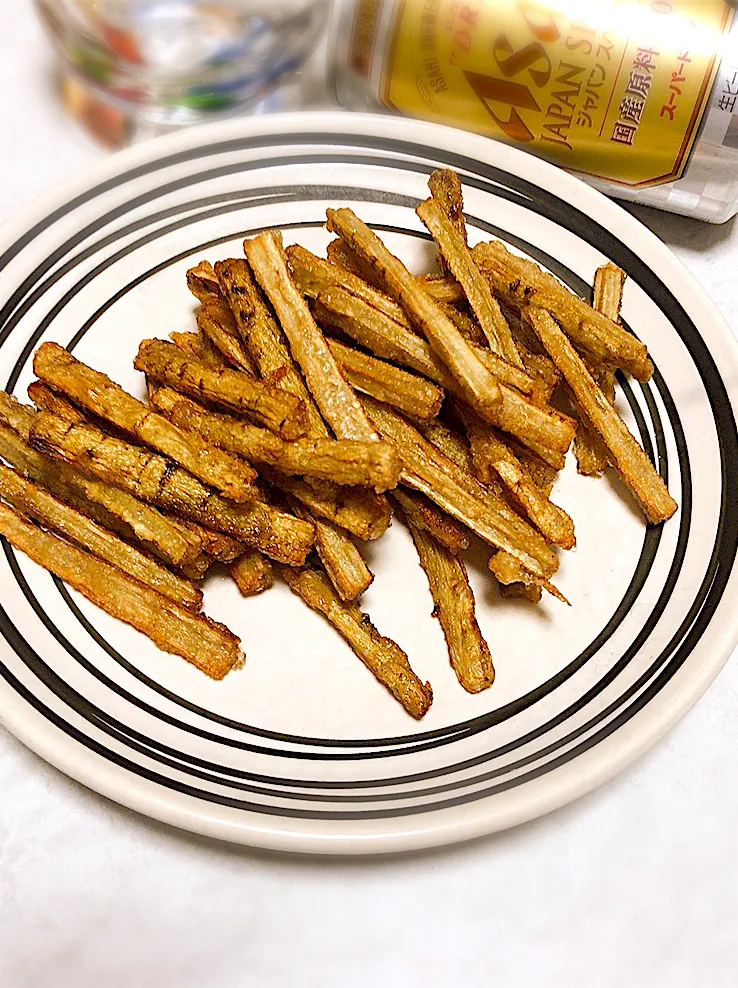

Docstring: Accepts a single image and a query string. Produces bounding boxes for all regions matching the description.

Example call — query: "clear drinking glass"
[34,0,329,132]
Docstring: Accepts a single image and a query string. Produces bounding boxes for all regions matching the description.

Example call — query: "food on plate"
[326,337,444,423]
[524,307,678,524]
[134,338,308,440]
[244,230,380,443]
[0,501,242,679]
[230,550,274,598]
[0,460,202,610]
[0,168,677,717]
[326,206,503,422]
[405,511,495,694]
[281,564,432,719]
[288,496,373,603]
[417,196,522,368]
[33,342,258,501]
[573,264,625,477]
[29,410,315,564]
[149,387,400,491]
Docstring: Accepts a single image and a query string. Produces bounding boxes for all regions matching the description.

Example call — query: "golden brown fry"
[0,394,202,568]
[326,238,465,305]
[29,411,315,564]
[0,501,243,679]
[264,471,390,541]
[134,339,307,440]
[215,258,396,533]
[33,343,258,502]
[244,231,379,442]
[326,207,503,423]
[458,408,575,549]
[169,331,222,366]
[525,307,677,523]
[509,441,558,497]
[326,338,444,423]
[0,461,202,610]
[391,489,469,555]
[179,519,244,563]
[287,243,412,328]
[473,240,653,381]
[281,565,432,718]
[186,260,221,303]
[289,497,373,602]
[197,299,257,375]
[405,517,494,693]
[420,418,473,470]
[417,196,523,367]
[150,387,401,491]
[314,285,572,456]
[574,263,625,476]
[488,550,569,604]
[314,285,535,397]
[215,258,334,439]
[230,550,274,597]
[428,168,467,244]
[361,395,558,579]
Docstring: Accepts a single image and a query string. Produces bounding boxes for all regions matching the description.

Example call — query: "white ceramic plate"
[0,112,736,855]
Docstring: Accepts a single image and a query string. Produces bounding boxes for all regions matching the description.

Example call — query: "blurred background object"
[35,0,330,144]
[330,0,738,223]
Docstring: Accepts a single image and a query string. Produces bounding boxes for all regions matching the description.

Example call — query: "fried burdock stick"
[360,396,559,580]
[314,285,534,396]
[391,489,470,555]
[0,392,202,568]
[287,243,412,329]
[281,565,432,719]
[457,405,575,550]
[473,240,653,381]
[197,298,258,375]
[325,207,503,423]
[230,550,275,598]
[325,238,465,305]
[33,343,257,502]
[134,339,307,440]
[215,255,393,544]
[0,501,243,679]
[149,387,400,491]
[418,194,523,368]
[186,260,221,303]
[573,263,625,476]
[524,307,677,524]
[312,286,574,463]
[29,411,315,564]
[405,516,495,694]
[0,461,202,610]
[326,338,444,423]
[288,497,373,602]
[243,230,380,442]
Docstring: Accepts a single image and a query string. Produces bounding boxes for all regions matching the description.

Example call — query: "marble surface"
[1,9,737,988]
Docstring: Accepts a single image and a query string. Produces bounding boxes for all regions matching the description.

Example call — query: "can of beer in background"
[330,0,738,221]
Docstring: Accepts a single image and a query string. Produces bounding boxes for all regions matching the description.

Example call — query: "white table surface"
[1,9,737,988]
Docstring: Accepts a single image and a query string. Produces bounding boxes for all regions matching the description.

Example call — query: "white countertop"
[1,9,737,988]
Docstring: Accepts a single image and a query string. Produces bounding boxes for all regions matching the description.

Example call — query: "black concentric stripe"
[1,197,676,753]
[0,516,722,818]
[0,133,728,820]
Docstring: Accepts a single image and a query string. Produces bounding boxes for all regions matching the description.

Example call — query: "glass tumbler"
[34,0,329,133]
